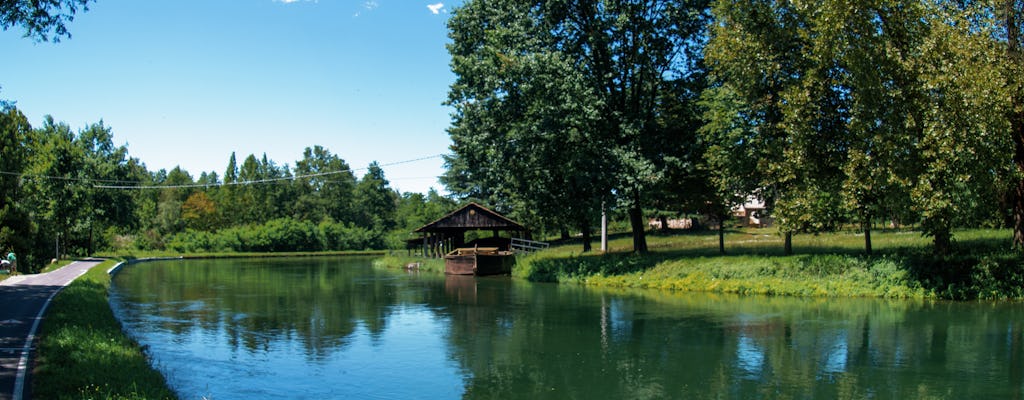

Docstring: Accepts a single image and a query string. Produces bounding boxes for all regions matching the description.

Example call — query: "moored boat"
[444,247,515,275]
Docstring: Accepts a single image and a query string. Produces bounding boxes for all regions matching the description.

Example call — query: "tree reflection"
[112,259,1024,399]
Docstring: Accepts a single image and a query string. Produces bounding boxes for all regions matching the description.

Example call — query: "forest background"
[2,0,1023,273]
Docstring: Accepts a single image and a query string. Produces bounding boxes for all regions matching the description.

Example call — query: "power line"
[0,154,445,190]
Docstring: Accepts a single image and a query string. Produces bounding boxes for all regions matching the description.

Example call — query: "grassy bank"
[95,249,385,261]
[374,253,445,273]
[512,228,1024,300]
[32,259,178,400]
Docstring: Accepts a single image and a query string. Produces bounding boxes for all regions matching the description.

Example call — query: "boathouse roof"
[414,202,527,233]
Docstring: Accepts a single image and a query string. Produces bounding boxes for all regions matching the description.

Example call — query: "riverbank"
[33,251,387,399]
[32,259,177,399]
[379,228,1023,300]
[514,228,1023,300]
[95,249,385,261]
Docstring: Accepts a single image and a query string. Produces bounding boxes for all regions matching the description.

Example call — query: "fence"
[511,237,550,253]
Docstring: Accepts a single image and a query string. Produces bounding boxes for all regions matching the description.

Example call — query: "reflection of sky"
[123,303,465,399]
[821,332,848,376]
[610,299,632,341]
[736,334,764,379]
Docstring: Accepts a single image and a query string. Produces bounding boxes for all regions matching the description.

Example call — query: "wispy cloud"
[354,0,379,17]
[427,2,445,14]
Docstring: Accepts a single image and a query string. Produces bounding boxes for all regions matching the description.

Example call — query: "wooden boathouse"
[413,203,543,275]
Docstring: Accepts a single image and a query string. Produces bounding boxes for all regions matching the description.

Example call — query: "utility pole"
[601,201,608,252]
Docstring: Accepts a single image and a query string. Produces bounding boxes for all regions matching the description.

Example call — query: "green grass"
[374,252,445,273]
[513,228,1024,300]
[94,249,385,261]
[33,259,178,400]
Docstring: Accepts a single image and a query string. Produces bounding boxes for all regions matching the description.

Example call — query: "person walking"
[5,251,15,274]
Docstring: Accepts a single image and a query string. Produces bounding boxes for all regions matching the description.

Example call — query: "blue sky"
[0,0,461,194]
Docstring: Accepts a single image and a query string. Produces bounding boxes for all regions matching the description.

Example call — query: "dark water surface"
[109,257,1024,399]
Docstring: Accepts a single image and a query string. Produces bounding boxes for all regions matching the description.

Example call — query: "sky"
[0,0,462,194]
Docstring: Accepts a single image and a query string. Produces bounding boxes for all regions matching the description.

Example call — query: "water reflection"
[110,258,1024,399]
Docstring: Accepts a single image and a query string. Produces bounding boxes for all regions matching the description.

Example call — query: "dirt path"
[0,259,104,400]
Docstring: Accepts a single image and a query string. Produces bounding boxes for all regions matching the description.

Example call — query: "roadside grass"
[512,228,1022,300]
[32,259,178,400]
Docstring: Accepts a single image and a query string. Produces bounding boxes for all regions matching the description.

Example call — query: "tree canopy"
[0,0,93,42]
[444,0,710,253]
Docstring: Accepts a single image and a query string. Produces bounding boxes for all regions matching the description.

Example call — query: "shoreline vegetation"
[32,259,177,400]
[31,229,1020,398]
[32,251,384,400]
[382,227,1023,301]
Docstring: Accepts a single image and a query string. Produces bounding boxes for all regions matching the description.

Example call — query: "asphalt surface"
[0,259,104,400]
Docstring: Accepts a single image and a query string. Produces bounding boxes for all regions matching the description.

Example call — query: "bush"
[159,218,386,253]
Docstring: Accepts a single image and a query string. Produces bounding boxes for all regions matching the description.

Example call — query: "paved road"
[0,259,104,400]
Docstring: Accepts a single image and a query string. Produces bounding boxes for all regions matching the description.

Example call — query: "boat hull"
[444,252,514,276]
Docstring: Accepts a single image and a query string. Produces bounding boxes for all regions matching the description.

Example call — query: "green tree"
[153,166,193,235]
[293,145,356,223]
[23,117,88,259]
[445,0,709,253]
[703,0,808,254]
[236,154,262,223]
[831,0,927,254]
[999,0,1024,249]
[911,2,1010,254]
[218,152,241,224]
[393,188,457,247]
[0,0,92,42]
[0,103,35,267]
[75,121,140,253]
[353,162,397,244]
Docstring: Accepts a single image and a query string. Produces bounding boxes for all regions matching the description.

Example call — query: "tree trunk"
[628,205,648,254]
[659,215,669,232]
[864,226,873,256]
[934,228,952,256]
[1016,175,1024,249]
[1007,0,1024,250]
[560,229,571,241]
[718,216,726,255]
[581,220,593,253]
[784,231,793,255]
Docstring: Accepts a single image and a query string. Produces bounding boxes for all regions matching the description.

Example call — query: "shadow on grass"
[526,229,1024,300]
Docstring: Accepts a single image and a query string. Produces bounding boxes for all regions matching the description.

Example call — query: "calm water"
[109,257,1024,399]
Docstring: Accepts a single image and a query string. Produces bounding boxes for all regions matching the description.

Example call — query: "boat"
[444,246,515,276]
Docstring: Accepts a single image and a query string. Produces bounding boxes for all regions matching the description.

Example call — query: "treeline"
[443,0,1022,255]
[0,104,456,271]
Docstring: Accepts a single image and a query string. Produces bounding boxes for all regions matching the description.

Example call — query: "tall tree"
[353,162,398,240]
[0,103,35,267]
[446,0,709,253]
[293,145,356,223]
[832,0,927,254]
[1002,0,1024,249]
[445,0,611,251]
[154,166,193,235]
[24,116,87,258]
[911,1,1010,254]
[703,0,808,255]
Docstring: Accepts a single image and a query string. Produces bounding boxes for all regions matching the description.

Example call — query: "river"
[109,256,1024,399]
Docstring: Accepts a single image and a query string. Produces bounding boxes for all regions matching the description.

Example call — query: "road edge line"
[12,262,93,400]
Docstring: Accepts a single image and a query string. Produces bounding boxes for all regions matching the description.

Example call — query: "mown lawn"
[512,228,1024,300]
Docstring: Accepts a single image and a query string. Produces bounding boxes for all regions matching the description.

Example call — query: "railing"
[511,237,550,253]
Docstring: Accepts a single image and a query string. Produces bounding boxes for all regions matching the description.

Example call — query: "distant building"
[732,198,770,228]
